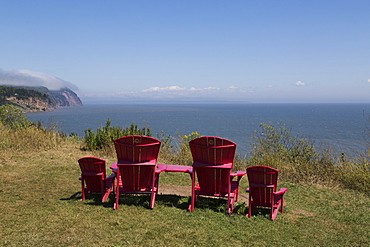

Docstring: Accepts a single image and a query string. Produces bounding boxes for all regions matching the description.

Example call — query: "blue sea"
[25,103,370,156]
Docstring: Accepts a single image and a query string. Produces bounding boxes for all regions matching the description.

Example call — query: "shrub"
[82,119,152,152]
[157,132,200,167]
[338,155,370,193]
[247,122,335,184]
[0,105,32,128]
[247,122,370,194]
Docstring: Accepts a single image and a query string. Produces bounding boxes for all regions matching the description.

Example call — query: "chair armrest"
[273,188,288,195]
[155,168,165,174]
[105,173,116,181]
[81,172,105,176]
[230,171,246,177]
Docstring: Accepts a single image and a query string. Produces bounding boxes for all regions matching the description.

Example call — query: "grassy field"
[1,136,370,246]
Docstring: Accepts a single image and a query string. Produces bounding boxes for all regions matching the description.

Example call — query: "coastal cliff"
[49,88,83,107]
[0,85,83,112]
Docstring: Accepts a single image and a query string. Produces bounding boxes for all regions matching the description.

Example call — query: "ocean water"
[25,103,370,155]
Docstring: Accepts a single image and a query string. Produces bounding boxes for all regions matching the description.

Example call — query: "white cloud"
[295,81,305,86]
[141,86,221,93]
[226,85,248,93]
[367,79,370,83]
[203,86,220,91]
[0,68,78,90]
[100,85,249,101]
[141,86,186,92]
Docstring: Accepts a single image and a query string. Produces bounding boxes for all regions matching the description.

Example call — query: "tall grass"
[247,122,370,194]
[0,105,71,151]
[0,123,68,151]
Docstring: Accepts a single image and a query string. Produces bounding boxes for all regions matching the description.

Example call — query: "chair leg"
[80,178,85,201]
[271,205,279,221]
[188,189,195,212]
[188,172,196,212]
[102,188,111,203]
[149,191,156,209]
[280,196,284,213]
[227,194,233,215]
[101,182,105,203]
[270,197,281,221]
[155,174,160,196]
[247,198,252,218]
[113,185,119,210]
[270,206,275,221]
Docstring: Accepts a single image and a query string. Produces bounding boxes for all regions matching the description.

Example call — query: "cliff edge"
[0,85,83,112]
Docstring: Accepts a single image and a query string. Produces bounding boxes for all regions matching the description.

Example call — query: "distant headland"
[0,85,83,112]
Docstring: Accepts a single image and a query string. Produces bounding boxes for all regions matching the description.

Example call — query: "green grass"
[1,144,370,246]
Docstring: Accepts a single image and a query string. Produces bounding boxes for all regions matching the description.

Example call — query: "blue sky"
[1,1,369,103]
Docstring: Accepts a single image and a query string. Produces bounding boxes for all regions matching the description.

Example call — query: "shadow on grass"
[60,192,251,216]
[106,194,190,210]
[60,192,81,201]
[109,194,243,214]
[247,207,277,220]
[158,194,248,214]
[156,194,189,210]
[60,192,188,209]
[192,197,229,213]
[60,192,113,207]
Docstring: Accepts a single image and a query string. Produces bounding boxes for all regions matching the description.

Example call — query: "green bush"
[0,105,32,128]
[338,156,370,193]
[82,119,152,151]
[156,132,200,167]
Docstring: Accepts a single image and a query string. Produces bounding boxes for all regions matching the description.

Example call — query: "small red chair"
[188,136,246,214]
[113,135,163,210]
[246,165,288,220]
[78,157,115,203]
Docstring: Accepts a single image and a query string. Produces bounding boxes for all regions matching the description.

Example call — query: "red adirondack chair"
[188,136,246,214]
[246,165,288,220]
[113,135,163,210]
[78,157,115,202]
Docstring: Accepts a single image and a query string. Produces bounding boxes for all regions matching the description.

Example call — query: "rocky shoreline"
[1,86,83,113]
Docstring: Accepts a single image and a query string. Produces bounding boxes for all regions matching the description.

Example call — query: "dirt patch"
[159,184,249,203]
[293,209,315,217]
[238,193,249,203]
[159,184,191,197]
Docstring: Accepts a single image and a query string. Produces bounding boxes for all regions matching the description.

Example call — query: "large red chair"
[188,136,246,214]
[113,135,163,210]
[78,157,115,203]
[246,165,288,220]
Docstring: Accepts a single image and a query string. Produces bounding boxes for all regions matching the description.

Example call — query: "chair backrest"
[78,157,106,174]
[116,164,155,191]
[195,167,231,194]
[246,165,279,205]
[114,135,161,191]
[78,157,106,189]
[189,136,236,165]
[189,136,236,195]
[114,135,161,163]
